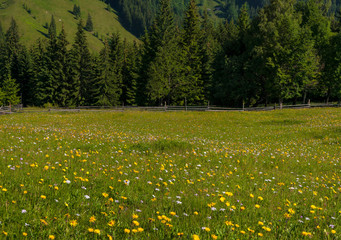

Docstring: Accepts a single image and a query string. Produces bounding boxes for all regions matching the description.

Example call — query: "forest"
[0,0,341,108]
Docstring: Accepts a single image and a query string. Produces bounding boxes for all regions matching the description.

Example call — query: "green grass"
[0,109,340,239]
[0,0,136,52]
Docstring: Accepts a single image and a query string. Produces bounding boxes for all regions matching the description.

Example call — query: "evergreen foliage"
[1,0,341,108]
[85,13,94,32]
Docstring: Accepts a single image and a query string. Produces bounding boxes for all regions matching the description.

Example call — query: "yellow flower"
[170,212,176,216]
[124,229,131,234]
[108,220,115,227]
[132,229,138,233]
[288,208,295,214]
[133,220,139,226]
[23,232,28,237]
[331,230,336,234]
[204,227,210,232]
[255,204,260,208]
[137,227,144,232]
[48,235,55,239]
[258,221,264,226]
[220,197,225,202]
[250,194,254,198]
[211,234,218,239]
[102,193,109,198]
[132,214,138,219]
[41,195,46,199]
[2,188,7,192]
[89,215,96,223]
[194,211,199,215]
[258,233,263,237]
[258,196,263,201]
[107,234,113,240]
[192,234,200,240]
[94,229,100,234]
[240,206,245,210]
[302,231,312,236]
[240,230,246,234]
[69,219,78,227]
[88,228,94,232]
[3,231,8,236]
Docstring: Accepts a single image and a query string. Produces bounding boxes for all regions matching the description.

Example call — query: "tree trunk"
[303,90,307,104]
[279,98,283,110]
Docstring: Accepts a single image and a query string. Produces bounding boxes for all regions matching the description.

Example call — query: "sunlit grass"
[0,109,340,239]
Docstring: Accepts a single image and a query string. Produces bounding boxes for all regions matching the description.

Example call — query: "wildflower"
[88,228,94,232]
[94,229,100,234]
[2,231,8,236]
[23,232,28,237]
[22,209,27,213]
[250,194,254,198]
[89,216,96,223]
[108,220,115,227]
[255,204,260,208]
[133,220,139,226]
[258,221,264,226]
[102,193,109,198]
[302,231,312,236]
[137,227,144,232]
[132,214,138,219]
[69,219,78,227]
[41,195,46,199]
[331,230,336,234]
[48,235,55,239]
[211,234,218,239]
[288,208,295,214]
[240,230,246,234]
[192,234,200,240]
[132,229,138,233]
[258,233,263,237]
[170,212,176,216]
[84,195,90,199]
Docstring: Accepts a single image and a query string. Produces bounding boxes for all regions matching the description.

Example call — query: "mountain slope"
[0,0,137,52]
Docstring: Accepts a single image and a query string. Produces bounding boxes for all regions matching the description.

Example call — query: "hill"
[0,0,137,52]
[110,0,341,37]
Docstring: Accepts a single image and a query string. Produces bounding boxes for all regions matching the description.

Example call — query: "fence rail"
[1,103,341,114]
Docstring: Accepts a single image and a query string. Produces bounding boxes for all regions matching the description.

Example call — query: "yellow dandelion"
[108,220,115,227]
[48,235,55,239]
[211,234,218,239]
[41,195,46,199]
[192,234,200,240]
[124,229,131,234]
[94,229,100,234]
[102,193,109,198]
[23,232,28,237]
[89,216,96,223]
[69,219,78,227]
[88,228,94,232]
[132,220,139,226]
[137,227,144,232]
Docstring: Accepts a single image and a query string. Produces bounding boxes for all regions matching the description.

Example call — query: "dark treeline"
[1,0,341,108]
[109,0,340,37]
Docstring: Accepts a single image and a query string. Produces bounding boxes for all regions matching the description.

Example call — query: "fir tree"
[70,19,92,106]
[182,0,204,105]
[73,4,81,19]
[85,13,94,32]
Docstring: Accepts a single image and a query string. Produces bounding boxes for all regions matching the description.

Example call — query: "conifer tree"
[73,4,81,19]
[182,0,204,105]
[70,19,92,106]
[85,13,94,32]
[54,25,70,107]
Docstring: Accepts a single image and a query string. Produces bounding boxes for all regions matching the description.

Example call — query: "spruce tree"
[70,19,92,106]
[181,0,204,105]
[85,13,94,32]
[73,4,81,19]
[140,0,184,105]
[54,25,70,107]
[121,39,137,105]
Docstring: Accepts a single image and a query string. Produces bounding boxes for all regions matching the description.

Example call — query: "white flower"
[84,195,90,199]
[65,180,71,184]
[21,209,27,214]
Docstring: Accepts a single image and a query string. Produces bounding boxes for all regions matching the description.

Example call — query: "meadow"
[0,109,340,239]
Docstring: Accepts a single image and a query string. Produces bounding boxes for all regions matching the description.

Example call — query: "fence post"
[164,102,167,112]
[308,99,310,107]
[185,97,187,112]
[208,101,210,111]
[274,103,276,110]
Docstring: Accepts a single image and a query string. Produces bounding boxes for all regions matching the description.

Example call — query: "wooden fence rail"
[1,103,341,114]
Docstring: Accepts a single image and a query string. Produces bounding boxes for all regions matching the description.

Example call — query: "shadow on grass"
[131,139,192,154]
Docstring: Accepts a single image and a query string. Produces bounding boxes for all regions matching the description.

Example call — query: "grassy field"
[0,109,340,239]
[0,0,136,52]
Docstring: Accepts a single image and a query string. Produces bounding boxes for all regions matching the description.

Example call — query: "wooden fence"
[1,103,341,114]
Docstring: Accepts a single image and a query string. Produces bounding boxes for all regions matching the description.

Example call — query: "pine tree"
[73,4,81,19]
[70,19,92,106]
[139,0,185,105]
[181,0,204,105]
[121,39,138,105]
[85,13,94,32]
[54,25,70,107]
[94,40,120,106]
[2,67,20,110]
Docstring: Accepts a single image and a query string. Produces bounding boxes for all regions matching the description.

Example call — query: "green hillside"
[0,0,137,52]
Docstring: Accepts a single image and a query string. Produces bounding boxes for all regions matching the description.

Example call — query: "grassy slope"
[0,0,136,52]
